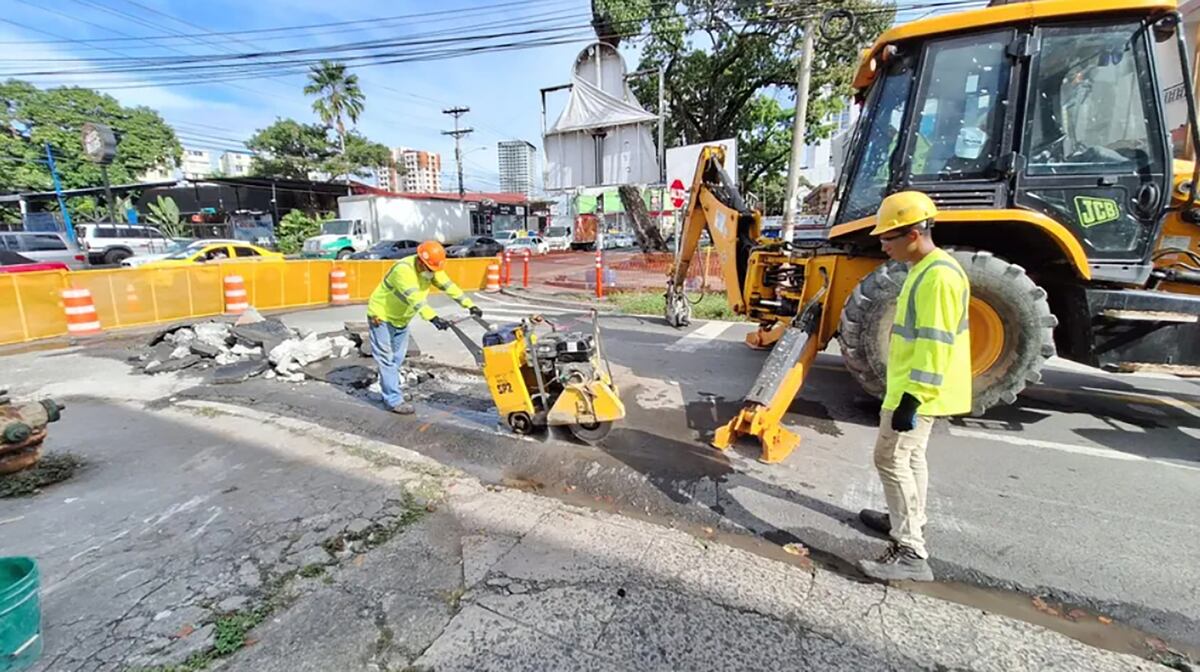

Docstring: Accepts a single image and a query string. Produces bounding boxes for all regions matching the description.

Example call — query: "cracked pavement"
[0,330,1181,670]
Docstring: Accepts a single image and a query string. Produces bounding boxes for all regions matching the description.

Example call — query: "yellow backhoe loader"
[667,0,1200,463]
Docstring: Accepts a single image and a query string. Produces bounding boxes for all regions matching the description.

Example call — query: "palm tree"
[303,60,364,153]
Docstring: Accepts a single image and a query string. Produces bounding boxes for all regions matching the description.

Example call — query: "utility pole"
[44,144,76,244]
[442,106,473,199]
[781,18,817,246]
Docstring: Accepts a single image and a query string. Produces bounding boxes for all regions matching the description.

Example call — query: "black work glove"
[891,393,920,433]
[469,306,483,318]
[431,316,451,331]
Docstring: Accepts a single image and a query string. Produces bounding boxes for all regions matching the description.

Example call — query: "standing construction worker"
[366,240,482,415]
[858,191,971,582]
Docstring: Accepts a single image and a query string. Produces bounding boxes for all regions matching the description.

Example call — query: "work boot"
[858,509,891,535]
[390,402,416,415]
[858,543,934,582]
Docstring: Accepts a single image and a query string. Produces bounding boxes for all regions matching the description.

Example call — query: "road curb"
[499,288,620,314]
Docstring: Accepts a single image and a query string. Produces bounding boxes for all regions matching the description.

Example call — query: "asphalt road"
[18,290,1194,657]
[378,292,1200,652]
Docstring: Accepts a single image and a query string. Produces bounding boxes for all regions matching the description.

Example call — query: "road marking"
[665,320,734,352]
[948,427,1200,473]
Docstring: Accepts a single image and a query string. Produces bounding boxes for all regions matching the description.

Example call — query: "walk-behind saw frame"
[446,310,625,444]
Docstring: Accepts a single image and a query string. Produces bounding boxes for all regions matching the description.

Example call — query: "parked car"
[504,236,549,255]
[0,231,87,269]
[445,236,504,258]
[77,223,173,266]
[349,239,420,260]
[121,239,242,268]
[542,225,572,252]
[0,249,69,273]
[139,241,282,268]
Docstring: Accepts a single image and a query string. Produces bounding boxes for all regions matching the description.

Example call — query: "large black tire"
[103,248,131,266]
[837,249,1057,415]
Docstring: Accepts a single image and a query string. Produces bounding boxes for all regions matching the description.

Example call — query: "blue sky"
[0,0,983,191]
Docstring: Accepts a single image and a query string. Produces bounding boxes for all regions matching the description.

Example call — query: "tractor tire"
[837,249,1057,415]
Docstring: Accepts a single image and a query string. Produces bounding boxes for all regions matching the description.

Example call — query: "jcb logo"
[1074,196,1121,228]
[496,381,513,394]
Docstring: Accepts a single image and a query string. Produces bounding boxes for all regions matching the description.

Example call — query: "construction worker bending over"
[366,240,482,415]
[858,191,971,582]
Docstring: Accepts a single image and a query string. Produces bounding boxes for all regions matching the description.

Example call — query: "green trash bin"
[0,557,41,672]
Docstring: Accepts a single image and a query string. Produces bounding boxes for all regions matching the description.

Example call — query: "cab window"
[838,59,914,223]
[203,246,230,261]
[1025,23,1163,176]
[233,246,260,257]
[908,32,1012,181]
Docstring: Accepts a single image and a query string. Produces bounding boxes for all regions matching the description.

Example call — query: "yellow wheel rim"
[969,297,1004,376]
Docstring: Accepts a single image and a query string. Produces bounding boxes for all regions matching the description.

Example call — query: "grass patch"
[0,453,83,498]
[608,291,743,321]
[298,563,326,578]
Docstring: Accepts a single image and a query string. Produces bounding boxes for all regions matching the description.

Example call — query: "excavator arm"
[665,145,762,327]
[665,144,879,463]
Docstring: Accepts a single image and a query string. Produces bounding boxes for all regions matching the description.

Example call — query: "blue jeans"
[368,317,411,409]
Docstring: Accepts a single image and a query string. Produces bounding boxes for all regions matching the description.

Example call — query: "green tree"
[246,119,388,182]
[0,80,181,195]
[147,195,185,238]
[276,208,334,254]
[245,119,335,179]
[597,0,894,202]
[303,61,365,153]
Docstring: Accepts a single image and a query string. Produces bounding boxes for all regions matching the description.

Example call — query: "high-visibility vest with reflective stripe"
[883,248,972,416]
[367,255,476,328]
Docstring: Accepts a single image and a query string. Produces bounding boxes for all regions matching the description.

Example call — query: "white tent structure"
[543,43,661,191]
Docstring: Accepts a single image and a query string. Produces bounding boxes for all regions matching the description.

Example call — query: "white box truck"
[301,194,471,259]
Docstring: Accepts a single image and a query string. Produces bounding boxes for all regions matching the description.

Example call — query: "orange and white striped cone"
[223,275,249,315]
[61,287,102,337]
[330,268,350,306]
[485,262,501,293]
[124,282,142,313]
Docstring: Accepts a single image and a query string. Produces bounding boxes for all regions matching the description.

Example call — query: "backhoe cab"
[668,0,1200,463]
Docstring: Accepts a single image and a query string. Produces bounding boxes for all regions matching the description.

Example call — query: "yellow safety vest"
[367,256,476,328]
[883,248,972,416]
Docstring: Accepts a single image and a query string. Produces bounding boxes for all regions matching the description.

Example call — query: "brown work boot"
[858,509,891,534]
[858,543,933,582]
[390,402,416,415]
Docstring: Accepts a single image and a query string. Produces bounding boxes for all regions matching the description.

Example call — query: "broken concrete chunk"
[344,518,372,536]
[230,343,262,357]
[232,319,293,348]
[170,345,192,359]
[189,341,223,359]
[193,321,233,350]
[166,328,195,345]
[145,355,201,374]
[213,359,270,384]
[234,307,265,325]
[214,351,243,366]
[301,361,377,388]
[294,332,334,366]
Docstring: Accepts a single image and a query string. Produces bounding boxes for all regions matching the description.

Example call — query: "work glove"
[469,306,484,319]
[891,393,920,433]
[431,316,451,331]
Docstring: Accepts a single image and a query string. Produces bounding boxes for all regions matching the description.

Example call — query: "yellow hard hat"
[870,191,937,236]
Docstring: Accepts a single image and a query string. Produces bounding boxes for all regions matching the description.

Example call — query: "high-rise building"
[497,140,537,196]
[384,147,441,193]
[181,148,213,180]
[219,152,252,177]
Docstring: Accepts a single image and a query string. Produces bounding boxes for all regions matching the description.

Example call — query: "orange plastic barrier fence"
[0,257,492,346]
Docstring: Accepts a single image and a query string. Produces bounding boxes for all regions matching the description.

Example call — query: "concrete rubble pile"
[130,310,431,389]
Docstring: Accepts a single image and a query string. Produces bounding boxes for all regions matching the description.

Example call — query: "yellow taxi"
[140,240,282,268]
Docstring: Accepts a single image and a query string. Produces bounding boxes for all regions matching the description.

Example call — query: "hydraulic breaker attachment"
[713,269,829,463]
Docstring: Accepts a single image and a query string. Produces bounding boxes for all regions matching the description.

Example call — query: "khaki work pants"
[873,410,936,559]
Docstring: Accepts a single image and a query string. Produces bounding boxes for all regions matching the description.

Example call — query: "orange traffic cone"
[62,287,102,337]
[485,262,501,293]
[330,268,350,305]
[224,275,248,315]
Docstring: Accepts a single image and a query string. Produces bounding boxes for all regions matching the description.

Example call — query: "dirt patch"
[0,452,83,498]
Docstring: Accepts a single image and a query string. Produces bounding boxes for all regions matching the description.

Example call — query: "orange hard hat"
[416,240,446,271]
